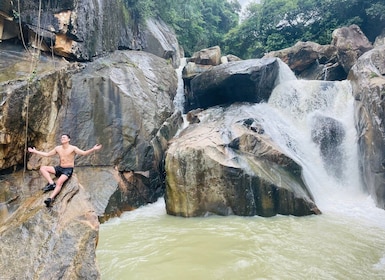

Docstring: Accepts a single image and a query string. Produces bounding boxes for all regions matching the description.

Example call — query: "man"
[28,134,102,207]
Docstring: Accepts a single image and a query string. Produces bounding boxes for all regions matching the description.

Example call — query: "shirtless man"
[28,134,102,207]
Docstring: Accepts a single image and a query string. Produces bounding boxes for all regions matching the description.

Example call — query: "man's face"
[61,135,70,144]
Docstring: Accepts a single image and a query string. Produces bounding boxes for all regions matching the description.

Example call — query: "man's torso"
[56,145,76,168]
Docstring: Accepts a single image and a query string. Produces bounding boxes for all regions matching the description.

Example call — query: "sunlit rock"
[190,46,222,66]
[0,50,73,170]
[4,1,180,63]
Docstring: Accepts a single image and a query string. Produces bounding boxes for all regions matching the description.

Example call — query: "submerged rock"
[311,115,346,180]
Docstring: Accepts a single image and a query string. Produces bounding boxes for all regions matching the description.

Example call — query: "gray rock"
[311,115,346,180]
[264,41,345,81]
[186,58,279,111]
[143,18,181,68]
[349,45,385,208]
[332,24,373,74]
[0,176,100,279]
[190,46,222,66]
[165,105,320,217]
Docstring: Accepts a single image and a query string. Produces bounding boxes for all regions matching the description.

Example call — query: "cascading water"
[173,58,187,113]
[97,59,385,279]
[258,63,363,212]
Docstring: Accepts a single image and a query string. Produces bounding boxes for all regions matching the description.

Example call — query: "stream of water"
[96,60,385,279]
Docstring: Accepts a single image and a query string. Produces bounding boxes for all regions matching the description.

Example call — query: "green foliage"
[224,0,385,59]
[124,0,155,24]
[122,0,385,59]
[153,0,240,56]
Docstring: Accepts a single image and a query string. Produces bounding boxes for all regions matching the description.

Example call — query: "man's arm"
[28,147,57,157]
[74,144,102,156]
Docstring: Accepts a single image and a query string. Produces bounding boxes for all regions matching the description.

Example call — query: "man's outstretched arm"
[74,144,102,156]
[28,147,57,157]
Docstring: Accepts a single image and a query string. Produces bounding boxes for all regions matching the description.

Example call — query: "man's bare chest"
[57,147,75,158]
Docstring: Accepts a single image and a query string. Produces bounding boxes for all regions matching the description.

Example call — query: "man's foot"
[42,183,56,193]
[44,197,53,207]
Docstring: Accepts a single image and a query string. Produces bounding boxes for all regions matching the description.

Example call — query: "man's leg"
[40,166,55,184]
[49,174,69,200]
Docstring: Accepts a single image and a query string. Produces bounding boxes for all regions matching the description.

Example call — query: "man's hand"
[93,144,102,151]
[28,147,36,153]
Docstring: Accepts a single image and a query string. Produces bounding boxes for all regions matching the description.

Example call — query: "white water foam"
[258,65,385,227]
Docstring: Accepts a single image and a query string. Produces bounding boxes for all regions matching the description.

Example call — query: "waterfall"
[174,57,382,216]
[253,63,377,215]
[173,57,187,113]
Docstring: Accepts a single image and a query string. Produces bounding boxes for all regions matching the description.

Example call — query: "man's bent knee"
[40,166,54,173]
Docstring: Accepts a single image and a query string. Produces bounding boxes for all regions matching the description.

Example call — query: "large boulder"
[165,105,320,217]
[349,45,385,208]
[189,46,222,66]
[0,176,100,279]
[143,18,182,68]
[332,24,373,74]
[185,58,279,111]
[263,41,346,81]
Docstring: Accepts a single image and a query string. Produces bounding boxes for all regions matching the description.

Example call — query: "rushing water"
[96,60,385,279]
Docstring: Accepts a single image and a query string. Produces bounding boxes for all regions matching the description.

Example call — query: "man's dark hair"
[62,133,71,139]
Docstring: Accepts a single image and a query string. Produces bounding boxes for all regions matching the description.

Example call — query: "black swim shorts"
[54,166,74,178]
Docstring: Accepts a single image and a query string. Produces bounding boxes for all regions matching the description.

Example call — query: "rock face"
[165,105,320,217]
[2,1,180,64]
[349,45,385,208]
[0,52,73,170]
[185,58,279,111]
[0,176,100,279]
[0,48,180,220]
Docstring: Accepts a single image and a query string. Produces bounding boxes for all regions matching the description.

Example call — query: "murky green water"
[96,198,385,280]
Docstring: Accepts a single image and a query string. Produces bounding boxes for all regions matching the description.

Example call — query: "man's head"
[61,134,71,144]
